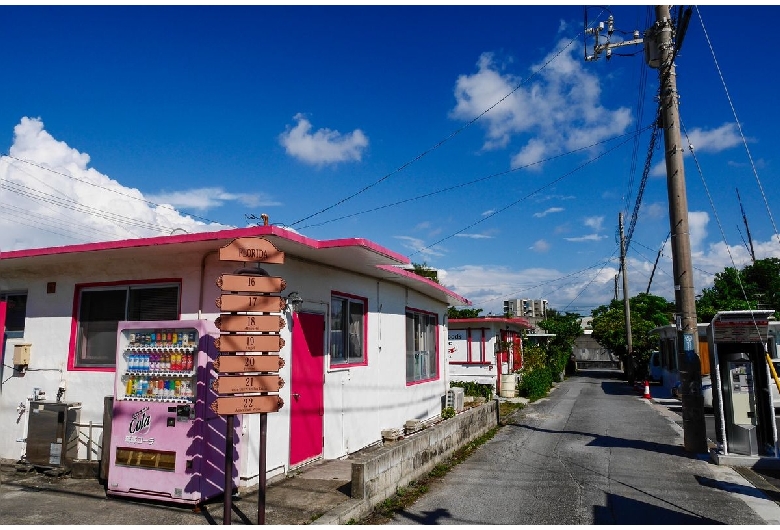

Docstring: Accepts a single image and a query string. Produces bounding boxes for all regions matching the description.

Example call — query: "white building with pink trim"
[0,225,469,487]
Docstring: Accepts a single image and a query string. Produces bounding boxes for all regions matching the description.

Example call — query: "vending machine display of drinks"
[107,320,240,505]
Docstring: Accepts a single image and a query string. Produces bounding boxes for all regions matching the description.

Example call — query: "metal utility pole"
[585,6,706,452]
[646,5,707,453]
[614,275,619,300]
[619,212,634,381]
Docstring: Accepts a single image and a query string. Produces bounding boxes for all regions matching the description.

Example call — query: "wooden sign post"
[215,236,286,526]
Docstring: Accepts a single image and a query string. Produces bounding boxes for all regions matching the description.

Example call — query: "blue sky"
[1,5,779,316]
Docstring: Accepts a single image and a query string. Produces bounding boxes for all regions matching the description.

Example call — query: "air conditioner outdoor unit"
[446,387,465,412]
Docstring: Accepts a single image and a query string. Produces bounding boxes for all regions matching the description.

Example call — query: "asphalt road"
[388,370,780,525]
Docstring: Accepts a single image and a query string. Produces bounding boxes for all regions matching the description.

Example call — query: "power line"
[411,123,649,259]
[287,23,599,229]
[696,6,779,245]
[2,155,225,227]
[299,126,649,230]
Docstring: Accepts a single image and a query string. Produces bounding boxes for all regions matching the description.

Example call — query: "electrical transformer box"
[13,343,31,365]
[26,401,81,469]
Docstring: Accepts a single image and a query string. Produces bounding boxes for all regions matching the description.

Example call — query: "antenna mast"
[736,188,756,262]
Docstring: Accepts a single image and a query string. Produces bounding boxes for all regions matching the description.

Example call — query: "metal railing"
[74,421,103,462]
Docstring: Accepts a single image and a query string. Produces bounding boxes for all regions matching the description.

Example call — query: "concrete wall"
[349,400,497,505]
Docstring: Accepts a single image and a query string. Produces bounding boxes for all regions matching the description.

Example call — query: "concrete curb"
[311,498,371,525]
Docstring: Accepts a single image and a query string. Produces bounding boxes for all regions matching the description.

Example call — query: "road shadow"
[506,423,694,460]
[394,507,452,524]
[696,474,776,502]
[600,380,642,396]
[594,492,721,524]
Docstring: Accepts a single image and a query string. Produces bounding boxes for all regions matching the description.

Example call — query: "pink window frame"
[68,278,182,372]
[447,327,491,366]
[405,306,440,386]
[329,290,368,368]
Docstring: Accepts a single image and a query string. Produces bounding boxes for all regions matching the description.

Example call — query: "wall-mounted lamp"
[286,291,304,313]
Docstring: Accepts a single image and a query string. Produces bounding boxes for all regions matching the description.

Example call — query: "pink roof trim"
[376,265,470,306]
[449,317,533,329]
[0,225,410,264]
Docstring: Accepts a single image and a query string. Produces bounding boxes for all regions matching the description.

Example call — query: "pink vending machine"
[107,319,240,505]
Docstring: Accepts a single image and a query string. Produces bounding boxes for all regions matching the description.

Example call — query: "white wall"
[446,326,499,388]
[1,246,450,489]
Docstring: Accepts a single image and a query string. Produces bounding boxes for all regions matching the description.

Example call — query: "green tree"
[697,258,780,322]
[447,307,483,319]
[591,293,675,383]
[411,262,439,283]
[538,310,583,380]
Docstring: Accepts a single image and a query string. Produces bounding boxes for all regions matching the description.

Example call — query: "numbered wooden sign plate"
[219,237,284,264]
[210,395,284,415]
[216,274,286,293]
[211,375,285,394]
[214,354,285,373]
[215,334,285,353]
[215,294,286,313]
[215,314,285,333]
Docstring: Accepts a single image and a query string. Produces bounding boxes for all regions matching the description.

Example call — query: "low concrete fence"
[350,401,497,505]
[576,360,621,370]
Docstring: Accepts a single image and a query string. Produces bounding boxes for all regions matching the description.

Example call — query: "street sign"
[215,334,285,353]
[215,294,286,313]
[211,375,285,394]
[215,314,285,333]
[210,395,284,415]
[219,237,284,264]
[216,274,286,293]
[214,354,285,373]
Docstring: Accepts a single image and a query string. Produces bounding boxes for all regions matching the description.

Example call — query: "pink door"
[290,312,324,467]
[0,301,6,377]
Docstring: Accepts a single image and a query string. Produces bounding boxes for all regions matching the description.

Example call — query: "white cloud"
[279,113,368,165]
[441,263,619,316]
[441,216,780,317]
[450,44,632,169]
[565,234,606,242]
[641,201,667,220]
[455,233,494,239]
[686,123,742,153]
[583,216,604,231]
[0,117,232,251]
[651,122,743,177]
[531,239,550,253]
[147,188,281,211]
[393,235,445,259]
[533,207,564,218]
[687,211,709,250]
[482,209,496,216]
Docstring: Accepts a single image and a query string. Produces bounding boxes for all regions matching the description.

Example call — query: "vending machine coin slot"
[176,404,192,422]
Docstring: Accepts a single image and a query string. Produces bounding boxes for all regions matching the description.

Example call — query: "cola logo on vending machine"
[129,406,152,435]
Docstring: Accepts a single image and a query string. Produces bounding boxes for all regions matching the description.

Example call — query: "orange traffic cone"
[643,380,651,399]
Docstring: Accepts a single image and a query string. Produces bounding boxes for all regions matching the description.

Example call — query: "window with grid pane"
[330,294,365,366]
[1,292,27,339]
[75,283,179,368]
[406,310,438,383]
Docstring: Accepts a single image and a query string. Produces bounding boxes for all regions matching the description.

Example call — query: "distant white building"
[446,317,533,391]
[503,298,548,319]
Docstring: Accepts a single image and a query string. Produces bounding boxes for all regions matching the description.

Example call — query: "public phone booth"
[709,310,778,459]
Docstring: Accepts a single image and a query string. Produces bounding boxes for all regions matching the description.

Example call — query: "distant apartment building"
[503,299,548,333]
[504,298,548,319]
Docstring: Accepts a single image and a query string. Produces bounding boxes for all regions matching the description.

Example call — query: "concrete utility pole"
[585,6,707,453]
[647,5,707,453]
[619,212,634,381]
